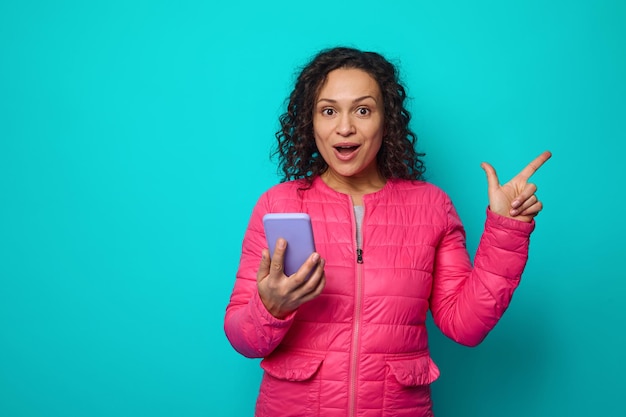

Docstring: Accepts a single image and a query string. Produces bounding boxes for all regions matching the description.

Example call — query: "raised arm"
[431,152,551,346]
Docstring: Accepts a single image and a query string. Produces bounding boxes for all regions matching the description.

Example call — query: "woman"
[224,46,550,417]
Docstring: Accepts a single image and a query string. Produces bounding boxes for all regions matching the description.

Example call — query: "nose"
[336,114,356,136]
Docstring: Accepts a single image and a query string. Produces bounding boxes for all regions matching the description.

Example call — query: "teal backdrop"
[1,0,624,416]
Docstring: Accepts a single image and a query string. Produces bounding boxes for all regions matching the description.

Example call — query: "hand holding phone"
[258,213,324,319]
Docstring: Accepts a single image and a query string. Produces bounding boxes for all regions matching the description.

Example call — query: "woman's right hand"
[256,238,326,319]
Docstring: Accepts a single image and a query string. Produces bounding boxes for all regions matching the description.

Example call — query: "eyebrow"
[316,95,378,105]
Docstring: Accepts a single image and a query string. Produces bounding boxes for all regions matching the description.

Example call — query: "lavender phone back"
[262,213,316,276]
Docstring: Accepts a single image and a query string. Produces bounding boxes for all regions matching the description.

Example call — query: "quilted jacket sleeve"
[430,201,535,347]
[224,193,296,358]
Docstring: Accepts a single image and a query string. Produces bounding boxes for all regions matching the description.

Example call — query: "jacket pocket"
[256,351,324,417]
[260,350,324,381]
[383,354,440,417]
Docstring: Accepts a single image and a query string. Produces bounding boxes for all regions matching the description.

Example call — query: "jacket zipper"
[348,203,364,417]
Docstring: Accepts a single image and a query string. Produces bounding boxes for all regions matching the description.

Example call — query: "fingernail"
[277,239,286,249]
[511,200,520,208]
[311,253,320,262]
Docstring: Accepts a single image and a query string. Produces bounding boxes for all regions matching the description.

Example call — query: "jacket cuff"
[486,207,535,234]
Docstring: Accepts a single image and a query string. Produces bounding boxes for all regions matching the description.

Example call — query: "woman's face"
[313,68,384,186]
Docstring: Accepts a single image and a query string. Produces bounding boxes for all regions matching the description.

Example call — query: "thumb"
[256,248,271,284]
[481,161,500,193]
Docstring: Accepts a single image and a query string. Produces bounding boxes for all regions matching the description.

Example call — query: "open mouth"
[334,144,360,155]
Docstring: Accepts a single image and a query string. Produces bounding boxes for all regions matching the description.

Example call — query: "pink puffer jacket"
[225,177,535,417]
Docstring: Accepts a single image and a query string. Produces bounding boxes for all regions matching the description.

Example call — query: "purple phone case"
[263,213,316,276]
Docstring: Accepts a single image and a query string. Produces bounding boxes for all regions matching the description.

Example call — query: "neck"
[320,170,386,201]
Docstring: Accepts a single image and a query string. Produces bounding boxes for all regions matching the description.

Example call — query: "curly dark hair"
[273,46,425,183]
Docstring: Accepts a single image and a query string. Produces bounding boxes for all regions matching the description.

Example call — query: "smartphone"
[262,213,316,276]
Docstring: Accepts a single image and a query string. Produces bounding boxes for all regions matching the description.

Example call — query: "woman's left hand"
[481,151,552,222]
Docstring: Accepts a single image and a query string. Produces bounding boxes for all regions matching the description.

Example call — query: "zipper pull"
[357,249,363,264]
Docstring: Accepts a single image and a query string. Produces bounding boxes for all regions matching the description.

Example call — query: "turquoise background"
[1,0,624,416]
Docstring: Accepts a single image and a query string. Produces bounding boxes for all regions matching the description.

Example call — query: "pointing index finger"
[517,150,552,181]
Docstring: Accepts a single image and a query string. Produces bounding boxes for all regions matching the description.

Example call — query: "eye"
[356,107,370,116]
[321,108,335,116]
